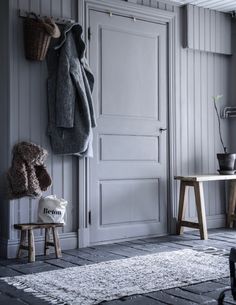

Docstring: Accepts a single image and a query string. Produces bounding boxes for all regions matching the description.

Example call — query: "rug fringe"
[2,278,67,305]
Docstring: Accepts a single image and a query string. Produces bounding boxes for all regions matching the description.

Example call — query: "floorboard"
[1,229,236,304]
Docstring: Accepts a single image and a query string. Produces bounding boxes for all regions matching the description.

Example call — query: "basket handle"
[43,18,61,38]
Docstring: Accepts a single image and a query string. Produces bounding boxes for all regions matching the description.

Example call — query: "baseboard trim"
[0,215,226,258]
[206,214,226,229]
[0,232,78,259]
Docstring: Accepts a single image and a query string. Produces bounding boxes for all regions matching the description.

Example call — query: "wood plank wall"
[4,0,232,255]
[229,19,236,153]
[184,5,231,55]
[0,0,10,241]
[139,0,231,227]
[8,0,78,243]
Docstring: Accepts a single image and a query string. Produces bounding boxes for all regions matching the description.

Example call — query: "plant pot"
[217,153,236,174]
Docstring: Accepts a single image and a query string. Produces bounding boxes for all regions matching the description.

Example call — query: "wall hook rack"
[231,11,236,18]
[221,106,236,118]
[18,9,75,25]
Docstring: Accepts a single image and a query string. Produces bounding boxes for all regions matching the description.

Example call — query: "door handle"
[159,128,167,133]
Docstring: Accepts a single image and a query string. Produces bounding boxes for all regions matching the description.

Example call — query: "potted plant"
[213,95,236,174]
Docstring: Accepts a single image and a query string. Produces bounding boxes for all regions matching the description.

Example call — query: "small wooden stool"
[14,223,64,263]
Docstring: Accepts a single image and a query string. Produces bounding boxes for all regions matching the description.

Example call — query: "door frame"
[78,0,177,247]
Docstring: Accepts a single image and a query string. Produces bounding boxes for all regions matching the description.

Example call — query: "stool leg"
[194,181,208,240]
[28,229,35,262]
[44,228,50,256]
[227,180,236,228]
[17,230,27,258]
[52,227,62,258]
[177,181,189,235]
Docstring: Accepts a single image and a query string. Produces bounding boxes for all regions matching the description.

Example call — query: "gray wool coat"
[46,23,96,156]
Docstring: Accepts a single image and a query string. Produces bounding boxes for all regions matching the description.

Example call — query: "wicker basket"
[24,13,51,61]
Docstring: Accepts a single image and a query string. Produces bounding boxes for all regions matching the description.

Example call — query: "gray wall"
[0,0,10,256]
[0,0,233,257]
[2,0,79,257]
[175,5,230,227]
[139,0,231,227]
[229,19,236,153]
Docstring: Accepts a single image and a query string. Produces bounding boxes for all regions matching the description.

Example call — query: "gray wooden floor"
[0,229,236,305]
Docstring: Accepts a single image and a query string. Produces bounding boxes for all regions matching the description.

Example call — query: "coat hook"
[109,12,113,17]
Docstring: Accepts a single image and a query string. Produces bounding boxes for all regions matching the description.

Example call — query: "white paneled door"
[88,10,168,244]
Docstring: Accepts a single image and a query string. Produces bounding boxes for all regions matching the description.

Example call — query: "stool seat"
[14,222,64,263]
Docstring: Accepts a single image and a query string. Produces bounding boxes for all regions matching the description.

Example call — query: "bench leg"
[177,181,189,235]
[194,181,208,240]
[17,229,27,258]
[28,229,35,263]
[44,228,51,256]
[227,180,236,228]
[52,227,62,258]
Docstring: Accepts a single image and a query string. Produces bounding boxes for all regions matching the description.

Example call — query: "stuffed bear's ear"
[7,159,28,199]
[35,165,52,191]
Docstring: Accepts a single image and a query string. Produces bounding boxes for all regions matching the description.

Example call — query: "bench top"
[175,174,236,182]
[14,223,64,230]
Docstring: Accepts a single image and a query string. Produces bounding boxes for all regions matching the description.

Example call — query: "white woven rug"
[2,249,229,305]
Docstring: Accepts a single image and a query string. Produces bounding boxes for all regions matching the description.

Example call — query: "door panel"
[100,179,160,226]
[100,135,159,161]
[89,10,168,244]
[101,27,159,118]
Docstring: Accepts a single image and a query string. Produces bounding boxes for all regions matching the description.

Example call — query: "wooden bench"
[14,223,64,263]
[175,174,236,240]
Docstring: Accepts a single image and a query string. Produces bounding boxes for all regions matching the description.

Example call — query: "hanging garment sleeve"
[81,66,96,127]
[56,53,76,128]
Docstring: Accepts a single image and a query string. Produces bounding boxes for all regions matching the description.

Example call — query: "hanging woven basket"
[24,13,60,61]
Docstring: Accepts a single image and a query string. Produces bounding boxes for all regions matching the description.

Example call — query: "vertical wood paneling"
[199,8,205,51]
[8,0,78,242]
[194,51,201,175]
[150,0,158,8]
[158,2,166,10]
[210,11,216,53]
[184,5,231,55]
[18,0,31,226]
[172,4,230,224]
[200,53,210,215]
[187,5,194,50]
[6,0,232,247]
[204,8,210,52]
[0,0,11,241]
[139,0,174,11]
[193,6,199,50]
[187,50,195,218]
[174,4,181,220]
[28,0,41,228]
[9,0,21,239]
[215,11,221,52]
[142,0,150,6]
